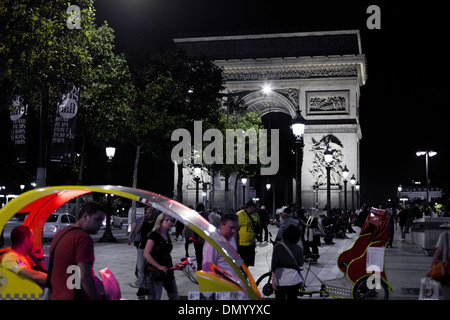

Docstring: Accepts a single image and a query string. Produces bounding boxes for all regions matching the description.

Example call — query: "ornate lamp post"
[342,165,349,212]
[324,147,334,216]
[291,108,306,214]
[241,177,247,207]
[100,147,117,242]
[193,164,201,204]
[350,174,356,212]
[355,181,360,210]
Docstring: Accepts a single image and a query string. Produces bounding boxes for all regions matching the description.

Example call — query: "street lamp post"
[355,181,360,210]
[342,165,349,212]
[350,174,356,211]
[241,178,247,207]
[416,150,437,209]
[314,181,319,209]
[100,146,117,243]
[324,147,334,216]
[291,108,306,214]
[194,164,201,205]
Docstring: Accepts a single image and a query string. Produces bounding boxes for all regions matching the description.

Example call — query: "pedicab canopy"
[0,185,260,300]
[335,207,392,291]
[360,207,389,242]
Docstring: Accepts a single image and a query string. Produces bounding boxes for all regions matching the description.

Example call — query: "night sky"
[95,0,448,205]
[1,1,448,206]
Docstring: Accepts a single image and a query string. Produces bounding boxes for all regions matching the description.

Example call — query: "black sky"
[92,0,448,205]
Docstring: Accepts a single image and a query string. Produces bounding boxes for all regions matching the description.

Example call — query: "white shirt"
[202,236,238,277]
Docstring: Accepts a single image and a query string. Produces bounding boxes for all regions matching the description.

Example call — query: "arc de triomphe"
[174,30,367,212]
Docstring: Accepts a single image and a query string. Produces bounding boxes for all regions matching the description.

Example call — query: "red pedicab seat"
[326,207,392,298]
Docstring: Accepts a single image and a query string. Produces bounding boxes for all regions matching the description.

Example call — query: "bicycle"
[171,257,198,284]
[256,253,329,299]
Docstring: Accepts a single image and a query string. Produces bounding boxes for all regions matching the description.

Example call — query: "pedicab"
[0,185,260,300]
[257,207,393,300]
[325,207,393,299]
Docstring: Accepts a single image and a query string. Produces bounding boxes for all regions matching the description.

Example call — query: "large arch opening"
[241,91,297,118]
[249,112,296,216]
[238,91,298,215]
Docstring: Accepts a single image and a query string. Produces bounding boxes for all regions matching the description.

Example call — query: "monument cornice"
[305,123,362,140]
[218,55,366,85]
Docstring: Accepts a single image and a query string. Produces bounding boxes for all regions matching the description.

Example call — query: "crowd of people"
[2,198,450,300]
[124,200,370,300]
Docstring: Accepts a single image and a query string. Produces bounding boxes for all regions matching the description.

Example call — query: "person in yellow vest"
[0,226,47,287]
[236,200,260,266]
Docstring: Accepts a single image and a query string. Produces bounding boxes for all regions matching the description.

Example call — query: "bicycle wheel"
[255,272,274,298]
[352,275,389,300]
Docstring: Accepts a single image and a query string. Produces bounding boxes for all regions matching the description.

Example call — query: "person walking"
[208,206,222,229]
[202,213,238,276]
[304,212,320,262]
[429,231,450,299]
[47,201,105,300]
[193,202,210,270]
[397,207,409,243]
[259,205,270,242]
[143,213,179,300]
[127,205,158,299]
[271,224,304,300]
[236,200,260,267]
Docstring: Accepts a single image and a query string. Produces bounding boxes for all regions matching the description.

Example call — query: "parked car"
[101,215,123,230]
[43,212,76,239]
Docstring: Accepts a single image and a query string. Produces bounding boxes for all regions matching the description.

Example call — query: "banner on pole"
[10,95,28,163]
[50,85,80,163]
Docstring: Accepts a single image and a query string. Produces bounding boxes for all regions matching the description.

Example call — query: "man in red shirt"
[49,201,105,300]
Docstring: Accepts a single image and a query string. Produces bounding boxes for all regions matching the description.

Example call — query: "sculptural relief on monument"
[309,134,344,186]
[306,90,349,115]
[185,166,211,190]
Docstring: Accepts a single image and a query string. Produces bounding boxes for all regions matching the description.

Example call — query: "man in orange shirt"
[1,226,47,286]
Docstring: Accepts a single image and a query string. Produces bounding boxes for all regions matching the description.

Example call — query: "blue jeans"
[149,276,179,300]
[137,248,150,289]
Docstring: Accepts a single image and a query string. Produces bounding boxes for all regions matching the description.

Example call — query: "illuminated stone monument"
[174,30,367,212]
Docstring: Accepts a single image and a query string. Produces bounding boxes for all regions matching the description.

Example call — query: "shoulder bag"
[245,210,261,236]
[279,241,303,273]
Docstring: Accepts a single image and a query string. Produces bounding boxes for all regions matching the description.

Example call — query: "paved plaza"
[54,222,435,300]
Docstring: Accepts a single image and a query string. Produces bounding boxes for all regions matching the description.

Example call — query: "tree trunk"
[36,89,49,188]
[75,131,87,214]
[177,162,183,204]
[77,131,87,186]
[130,143,142,224]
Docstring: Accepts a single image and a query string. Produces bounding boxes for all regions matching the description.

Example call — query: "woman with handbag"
[271,224,304,300]
[143,213,179,300]
[428,231,450,299]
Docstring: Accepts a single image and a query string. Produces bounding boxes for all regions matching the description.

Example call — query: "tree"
[124,51,224,215]
[0,0,135,187]
[209,108,264,211]
[76,22,135,185]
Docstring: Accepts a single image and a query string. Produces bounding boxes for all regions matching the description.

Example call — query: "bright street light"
[106,147,116,161]
[291,109,306,139]
[416,150,437,209]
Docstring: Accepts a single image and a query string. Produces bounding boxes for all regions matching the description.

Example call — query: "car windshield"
[46,214,58,223]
